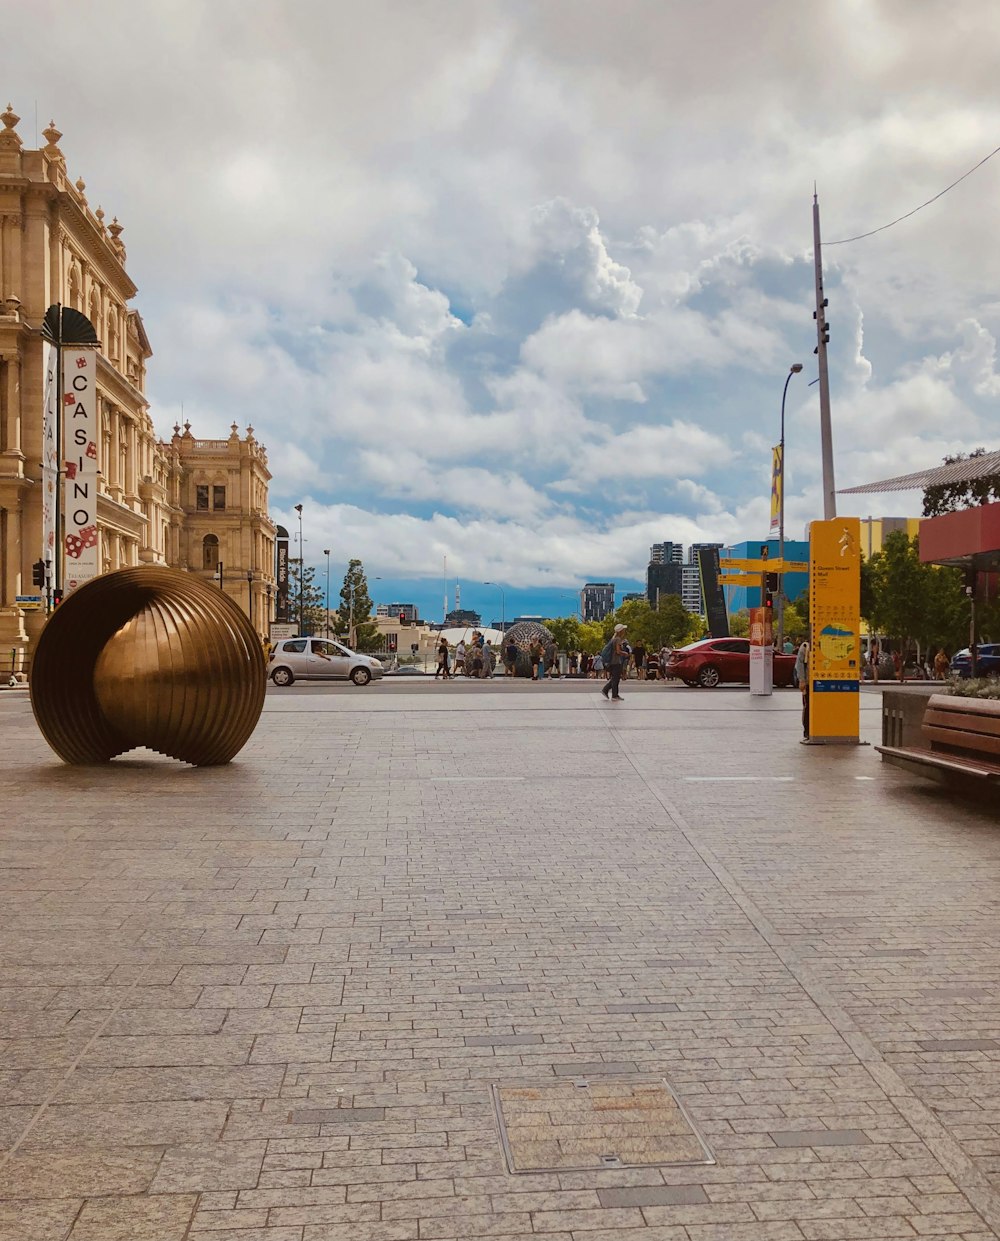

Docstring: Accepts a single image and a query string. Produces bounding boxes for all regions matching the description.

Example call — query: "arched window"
[68,262,81,311]
[202,534,219,570]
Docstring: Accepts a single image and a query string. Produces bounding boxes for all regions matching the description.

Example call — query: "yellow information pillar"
[808,517,862,744]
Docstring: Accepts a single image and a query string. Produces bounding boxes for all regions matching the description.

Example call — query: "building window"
[196,484,209,510]
[202,534,219,570]
[213,485,226,511]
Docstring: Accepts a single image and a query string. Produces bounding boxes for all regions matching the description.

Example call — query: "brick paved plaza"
[3,680,1000,1240]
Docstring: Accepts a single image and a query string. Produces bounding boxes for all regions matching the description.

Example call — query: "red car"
[665,637,797,688]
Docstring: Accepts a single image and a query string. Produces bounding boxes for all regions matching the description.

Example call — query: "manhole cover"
[491,1078,714,1174]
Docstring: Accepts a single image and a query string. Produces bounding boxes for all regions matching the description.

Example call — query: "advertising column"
[749,606,773,696]
[61,347,99,596]
[808,517,861,743]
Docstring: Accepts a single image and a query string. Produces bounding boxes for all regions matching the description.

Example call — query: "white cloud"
[6,1,1000,607]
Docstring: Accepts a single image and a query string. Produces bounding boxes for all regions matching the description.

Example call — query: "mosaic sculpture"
[501,620,555,678]
[30,566,266,766]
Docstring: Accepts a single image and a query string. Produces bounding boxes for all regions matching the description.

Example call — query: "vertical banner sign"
[769,445,782,534]
[62,347,99,595]
[42,344,58,565]
[749,605,773,696]
[275,525,290,622]
[808,517,861,743]
[697,547,730,638]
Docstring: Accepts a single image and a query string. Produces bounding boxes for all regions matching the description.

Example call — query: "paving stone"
[67,1193,197,1239]
[4,682,1000,1241]
[770,1129,873,1147]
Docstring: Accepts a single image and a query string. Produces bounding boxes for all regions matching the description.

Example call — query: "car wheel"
[350,667,372,686]
[271,667,294,687]
[697,665,721,688]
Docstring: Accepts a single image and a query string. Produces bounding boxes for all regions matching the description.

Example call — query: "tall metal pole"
[777,364,803,651]
[813,192,837,520]
[323,549,330,637]
[294,504,304,634]
[484,581,505,632]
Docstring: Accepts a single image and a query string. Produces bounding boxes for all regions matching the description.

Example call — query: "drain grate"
[491,1077,714,1174]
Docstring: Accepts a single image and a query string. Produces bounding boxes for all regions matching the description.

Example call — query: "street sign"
[16,595,43,611]
[721,558,807,572]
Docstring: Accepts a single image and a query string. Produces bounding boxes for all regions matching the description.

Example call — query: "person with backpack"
[600,624,629,701]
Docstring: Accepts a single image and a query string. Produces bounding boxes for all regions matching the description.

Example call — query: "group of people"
[435,632,496,679]
[866,637,952,683]
[432,628,676,683]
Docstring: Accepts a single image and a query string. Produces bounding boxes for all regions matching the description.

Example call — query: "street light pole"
[323,549,330,638]
[813,191,837,520]
[294,504,304,635]
[777,363,804,652]
[483,581,505,632]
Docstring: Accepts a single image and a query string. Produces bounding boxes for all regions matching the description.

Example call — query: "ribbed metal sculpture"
[502,620,555,678]
[30,567,266,766]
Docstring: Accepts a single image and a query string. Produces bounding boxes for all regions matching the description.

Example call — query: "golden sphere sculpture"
[30,566,266,766]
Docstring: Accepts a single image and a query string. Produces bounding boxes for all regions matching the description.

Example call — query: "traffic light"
[31,559,45,588]
[765,572,778,593]
[399,611,407,625]
[387,633,398,653]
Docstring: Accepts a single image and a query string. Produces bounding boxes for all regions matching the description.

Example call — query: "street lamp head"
[323,548,330,556]
[294,504,303,514]
[790,363,804,374]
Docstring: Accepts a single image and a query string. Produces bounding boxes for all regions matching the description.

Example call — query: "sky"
[8,1,1000,621]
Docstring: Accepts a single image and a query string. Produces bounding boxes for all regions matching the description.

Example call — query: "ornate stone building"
[0,105,274,667]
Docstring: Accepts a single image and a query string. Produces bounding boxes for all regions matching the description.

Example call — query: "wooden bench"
[877,693,1000,782]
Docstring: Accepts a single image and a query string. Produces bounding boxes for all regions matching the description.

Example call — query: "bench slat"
[927,693,1000,718]
[876,744,1000,780]
[923,724,1000,756]
[924,707,1000,738]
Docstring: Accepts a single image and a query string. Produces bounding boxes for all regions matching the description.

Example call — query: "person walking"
[454,639,466,677]
[435,636,451,680]
[796,639,810,736]
[934,647,949,679]
[529,637,543,681]
[632,638,646,681]
[868,636,880,684]
[601,624,630,701]
[504,635,517,676]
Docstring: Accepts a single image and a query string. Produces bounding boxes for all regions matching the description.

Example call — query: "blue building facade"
[722,538,809,613]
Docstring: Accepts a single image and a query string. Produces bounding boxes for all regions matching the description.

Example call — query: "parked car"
[950,645,1000,679]
[665,637,797,688]
[269,637,385,686]
[385,665,427,676]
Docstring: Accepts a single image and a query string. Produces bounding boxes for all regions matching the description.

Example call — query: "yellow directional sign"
[720,558,808,572]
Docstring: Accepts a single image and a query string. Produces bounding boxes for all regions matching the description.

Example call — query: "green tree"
[922,448,1000,516]
[576,620,606,653]
[335,559,380,651]
[867,531,969,661]
[729,608,750,638]
[602,596,704,650]
[544,616,581,651]
[288,562,327,636]
[783,595,810,642]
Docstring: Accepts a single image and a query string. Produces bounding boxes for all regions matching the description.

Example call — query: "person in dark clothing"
[601,624,629,701]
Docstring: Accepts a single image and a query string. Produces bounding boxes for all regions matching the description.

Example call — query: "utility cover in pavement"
[491,1078,714,1174]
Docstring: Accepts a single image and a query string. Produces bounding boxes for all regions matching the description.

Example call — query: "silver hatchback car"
[269,637,385,686]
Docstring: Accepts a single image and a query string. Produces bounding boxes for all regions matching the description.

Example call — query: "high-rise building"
[646,561,683,607]
[580,583,615,621]
[681,543,724,615]
[649,541,684,565]
[377,602,419,621]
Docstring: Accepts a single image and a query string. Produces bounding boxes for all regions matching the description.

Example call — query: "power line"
[824,141,1000,245]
